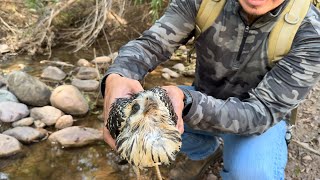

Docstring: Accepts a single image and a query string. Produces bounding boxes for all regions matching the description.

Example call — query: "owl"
[107,87,182,172]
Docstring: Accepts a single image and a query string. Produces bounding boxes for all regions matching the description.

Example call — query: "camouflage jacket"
[103,0,320,135]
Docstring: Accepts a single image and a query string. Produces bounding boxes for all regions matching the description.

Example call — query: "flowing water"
[0,43,193,180]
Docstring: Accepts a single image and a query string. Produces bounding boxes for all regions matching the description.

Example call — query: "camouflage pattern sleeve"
[183,10,320,135]
[103,0,200,81]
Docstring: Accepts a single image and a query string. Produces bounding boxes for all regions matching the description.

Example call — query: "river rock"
[71,79,99,91]
[91,56,112,69]
[162,68,180,78]
[172,63,186,72]
[75,67,99,80]
[41,66,66,81]
[50,85,89,116]
[30,106,64,126]
[0,44,10,54]
[12,117,34,127]
[48,126,103,147]
[0,134,22,157]
[55,115,73,129]
[0,89,19,103]
[162,73,171,80]
[7,71,51,106]
[0,101,29,123]
[3,126,46,144]
[34,120,46,128]
[77,59,92,67]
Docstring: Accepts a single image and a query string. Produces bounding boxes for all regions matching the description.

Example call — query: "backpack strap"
[195,0,226,39]
[268,0,311,125]
[268,0,311,65]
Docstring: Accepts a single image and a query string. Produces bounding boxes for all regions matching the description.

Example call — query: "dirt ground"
[285,82,320,180]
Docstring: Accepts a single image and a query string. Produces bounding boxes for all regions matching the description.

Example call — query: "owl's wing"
[150,87,178,125]
[107,98,130,139]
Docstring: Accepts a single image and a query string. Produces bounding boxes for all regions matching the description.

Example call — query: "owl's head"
[107,87,177,139]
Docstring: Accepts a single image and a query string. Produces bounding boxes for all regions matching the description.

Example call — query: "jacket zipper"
[235,25,250,63]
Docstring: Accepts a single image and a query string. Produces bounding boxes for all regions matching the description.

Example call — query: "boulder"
[0,134,22,157]
[48,126,103,147]
[41,66,66,81]
[3,127,47,144]
[30,106,64,126]
[0,89,19,103]
[7,71,51,106]
[50,85,89,116]
[0,101,29,123]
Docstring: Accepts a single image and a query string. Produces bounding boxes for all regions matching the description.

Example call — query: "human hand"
[103,74,144,150]
[162,86,185,134]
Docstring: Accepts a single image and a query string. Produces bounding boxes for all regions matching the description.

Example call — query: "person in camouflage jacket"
[101,0,320,179]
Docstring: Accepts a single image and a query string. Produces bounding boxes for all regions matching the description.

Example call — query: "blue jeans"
[179,86,288,180]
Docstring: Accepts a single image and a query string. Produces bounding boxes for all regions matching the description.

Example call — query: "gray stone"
[0,101,29,123]
[75,67,99,80]
[0,89,19,103]
[48,126,103,147]
[71,79,99,91]
[3,126,46,144]
[7,71,51,106]
[162,68,180,78]
[172,63,186,72]
[41,66,66,81]
[0,134,22,158]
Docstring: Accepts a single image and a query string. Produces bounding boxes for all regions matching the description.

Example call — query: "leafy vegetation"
[134,0,165,21]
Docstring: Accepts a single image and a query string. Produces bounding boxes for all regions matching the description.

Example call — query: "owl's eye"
[131,103,140,115]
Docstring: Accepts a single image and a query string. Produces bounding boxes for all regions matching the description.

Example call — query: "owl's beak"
[144,96,158,113]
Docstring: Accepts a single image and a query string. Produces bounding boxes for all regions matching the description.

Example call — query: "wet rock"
[77,59,92,67]
[3,126,46,144]
[75,67,99,80]
[182,70,195,77]
[172,63,185,72]
[34,120,46,128]
[50,85,89,116]
[162,68,180,78]
[0,102,29,123]
[48,126,103,147]
[55,115,73,129]
[162,73,171,80]
[0,134,22,158]
[7,71,51,106]
[30,106,64,126]
[0,89,19,103]
[41,66,66,81]
[91,56,112,69]
[0,44,10,54]
[12,117,34,127]
[71,79,99,91]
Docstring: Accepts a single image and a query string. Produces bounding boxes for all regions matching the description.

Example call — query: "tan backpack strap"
[195,0,226,38]
[268,0,311,65]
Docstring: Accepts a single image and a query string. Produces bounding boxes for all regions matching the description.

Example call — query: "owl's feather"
[107,87,182,169]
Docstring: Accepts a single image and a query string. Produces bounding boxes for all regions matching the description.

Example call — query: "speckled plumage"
[107,87,182,169]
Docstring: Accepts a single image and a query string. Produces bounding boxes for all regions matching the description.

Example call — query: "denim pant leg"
[181,124,220,160]
[220,120,288,180]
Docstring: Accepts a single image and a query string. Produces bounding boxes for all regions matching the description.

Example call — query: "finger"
[103,126,117,150]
